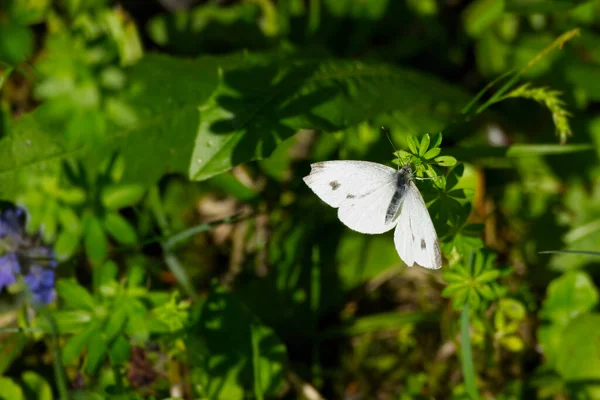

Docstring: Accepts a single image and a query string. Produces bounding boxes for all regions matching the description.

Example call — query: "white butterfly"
[303,160,442,269]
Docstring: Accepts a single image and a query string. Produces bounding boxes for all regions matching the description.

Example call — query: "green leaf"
[441,284,466,297]
[103,212,137,245]
[56,280,96,311]
[190,57,468,181]
[0,21,34,64]
[476,269,501,283]
[418,134,430,156]
[61,321,102,365]
[57,207,81,233]
[431,132,443,148]
[101,184,145,210]
[0,64,14,90]
[540,271,599,326]
[83,213,108,265]
[556,314,600,380]
[104,305,128,341]
[108,334,131,365]
[423,147,441,160]
[21,371,53,400]
[499,335,524,352]
[85,334,108,375]
[54,231,80,261]
[0,377,24,400]
[93,260,118,296]
[434,155,457,166]
[188,283,288,399]
[0,334,27,374]
[443,270,471,282]
[37,310,93,333]
[463,0,503,37]
[406,135,419,155]
[208,173,259,202]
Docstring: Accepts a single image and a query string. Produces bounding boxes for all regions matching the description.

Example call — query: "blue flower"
[24,266,55,304]
[0,253,20,292]
[0,207,56,304]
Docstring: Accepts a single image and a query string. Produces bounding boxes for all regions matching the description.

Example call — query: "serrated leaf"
[191,59,468,180]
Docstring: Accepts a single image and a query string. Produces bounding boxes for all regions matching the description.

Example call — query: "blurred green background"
[0,0,600,399]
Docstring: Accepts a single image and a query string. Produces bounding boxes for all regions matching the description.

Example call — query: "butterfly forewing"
[303,161,399,234]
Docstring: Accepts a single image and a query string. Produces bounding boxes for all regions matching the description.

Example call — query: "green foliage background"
[0,0,600,399]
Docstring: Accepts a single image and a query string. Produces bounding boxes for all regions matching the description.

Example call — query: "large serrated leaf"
[190,58,469,180]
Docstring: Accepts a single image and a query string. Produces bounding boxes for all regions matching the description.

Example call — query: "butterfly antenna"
[381,126,401,170]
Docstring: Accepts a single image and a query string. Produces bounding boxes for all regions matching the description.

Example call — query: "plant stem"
[461,303,478,400]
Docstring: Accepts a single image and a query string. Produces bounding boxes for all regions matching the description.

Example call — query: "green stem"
[39,307,69,400]
[310,245,321,385]
[460,303,478,400]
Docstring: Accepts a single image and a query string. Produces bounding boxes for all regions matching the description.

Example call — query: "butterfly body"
[303,160,442,269]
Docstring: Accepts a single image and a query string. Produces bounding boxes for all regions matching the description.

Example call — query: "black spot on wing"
[421,239,426,249]
[346,194,355,199]
[329,181,341,190]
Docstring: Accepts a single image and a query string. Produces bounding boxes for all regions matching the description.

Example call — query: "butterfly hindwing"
[393,180,442,269]
[303,161,399,234]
